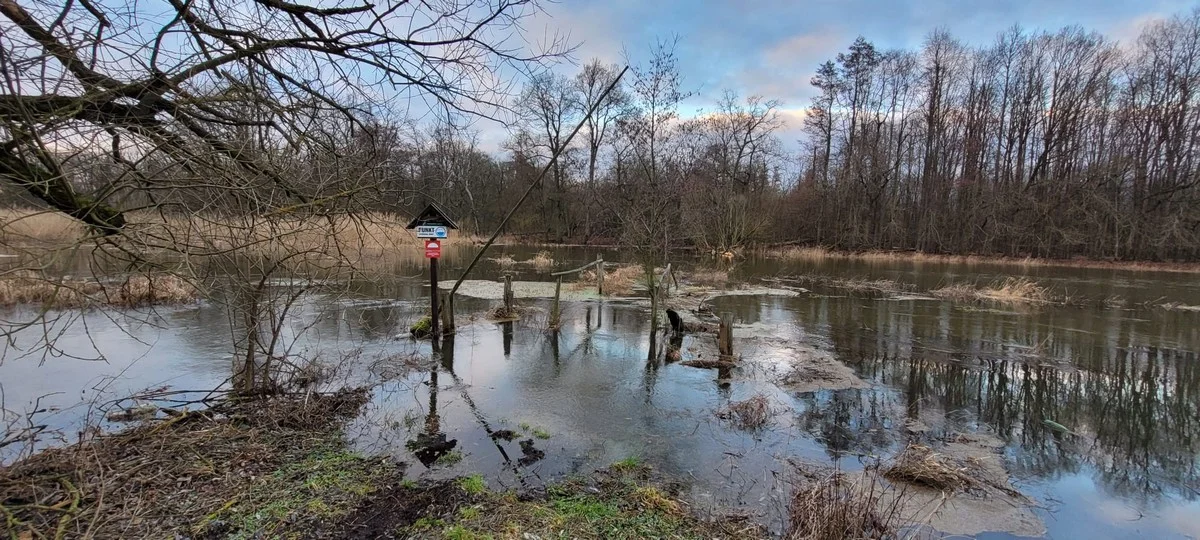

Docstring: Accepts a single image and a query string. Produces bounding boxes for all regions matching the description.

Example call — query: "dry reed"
[787,466,900,540]
[768,245,1200,274]
[576,264,645,296]
[883,444,973,493]
[528,251,555,270]
[489,255,517,267]
[933,277,1051,304]
[687,268,729,286]
[718,394,770,430]
[0,273,199,308]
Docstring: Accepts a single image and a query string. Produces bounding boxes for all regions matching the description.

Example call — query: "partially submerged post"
[503,274,514,316]
[718,313,734,359]
[440,291,455,335]
[406,203,458,339]
[596,255,604,295]
[550,276,563,329]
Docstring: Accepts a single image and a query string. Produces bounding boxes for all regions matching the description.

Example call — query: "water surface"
[2,246,1198,538]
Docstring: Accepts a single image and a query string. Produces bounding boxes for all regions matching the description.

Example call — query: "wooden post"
[550,276,562,328]
[440,291,455,335]
[649,283,659,335]
[596,255,604,295]
[718,313,733,359]
[503,274,514,315]
[430,257,440,338]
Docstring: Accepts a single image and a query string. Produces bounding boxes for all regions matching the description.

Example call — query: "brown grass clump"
[528,250,555,270]
[718,394,770,430]
[605,264,645,296]
[575,264,645,296]
[776,275,908,294]
[787,467,900,540]
[0,273,199,309]
[688,268,729,286]
[883,444,973,493]
[489,255,517,267]
[933,277,1051,304]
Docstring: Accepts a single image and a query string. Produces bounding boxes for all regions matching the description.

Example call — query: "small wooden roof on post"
[405,202,459,230]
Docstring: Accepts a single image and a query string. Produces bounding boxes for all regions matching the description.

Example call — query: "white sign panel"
[416,225,448,239]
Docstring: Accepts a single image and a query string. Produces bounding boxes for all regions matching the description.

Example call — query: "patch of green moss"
[410,315,433,337]
[531,427,551,440]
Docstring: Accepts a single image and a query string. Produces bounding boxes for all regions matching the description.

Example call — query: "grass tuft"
[883,444,973,493]
[787,466,900,540]
[718,394,771,430]
[457,474,486,495]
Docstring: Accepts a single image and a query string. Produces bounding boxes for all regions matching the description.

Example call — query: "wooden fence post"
[550,276,562,329]
[718,313,733,359]
[649,282,659,335]
[440,291,455,335]
[596,255,604,295]
[503,274,513,315]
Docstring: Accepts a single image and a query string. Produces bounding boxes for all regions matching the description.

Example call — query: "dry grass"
[687,268,729,286]
[933,277,1051,304]
[883,444,973,493]
[718,394,770,430]
[774,275,908,294]
[787,466,901,540]
[0,390,383,539]
[528,250,555,270]
[768,245,1200,273]
[605,264,646,296]
[0,208,483,258]
[0,208,87,244]
[576,264,645,296]
[0,273,199,309]
[489,255,517,267]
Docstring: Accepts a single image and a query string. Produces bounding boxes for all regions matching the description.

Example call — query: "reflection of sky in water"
[3,247,1200,537]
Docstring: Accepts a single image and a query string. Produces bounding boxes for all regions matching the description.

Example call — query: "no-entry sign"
[424,239,441,259]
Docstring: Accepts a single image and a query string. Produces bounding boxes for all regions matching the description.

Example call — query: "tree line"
[3,2,1200,262]
[340,9,1200,261]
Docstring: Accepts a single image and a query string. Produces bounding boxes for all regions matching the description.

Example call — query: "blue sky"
[475,0,1196,151]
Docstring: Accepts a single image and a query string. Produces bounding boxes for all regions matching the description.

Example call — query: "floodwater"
[2,245,1199,538]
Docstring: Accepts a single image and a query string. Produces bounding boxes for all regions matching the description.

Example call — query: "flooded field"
[2,245,1199,538]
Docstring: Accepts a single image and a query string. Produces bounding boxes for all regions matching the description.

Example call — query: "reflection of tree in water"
[793,388,898,458]
[816,307,1200,502]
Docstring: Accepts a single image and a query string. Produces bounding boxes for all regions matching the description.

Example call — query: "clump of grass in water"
[687,268,729,286]
[718,394,771,430]
[882,444,973,492]
[787,466,901,540]
[531,427,552,440]
[529,250,555,270]
[933,277,1051,304]
[436,450,464,466]
[489,255,516,267]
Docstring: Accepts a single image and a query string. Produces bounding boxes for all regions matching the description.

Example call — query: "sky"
[471,0,1195,152]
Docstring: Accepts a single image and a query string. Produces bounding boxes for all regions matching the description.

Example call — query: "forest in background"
[3,3,1200,262]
